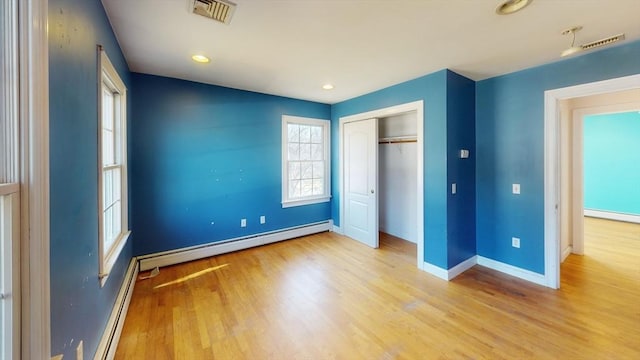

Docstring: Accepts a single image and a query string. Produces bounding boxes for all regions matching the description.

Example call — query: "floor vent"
[192,0,236,25]
[582,33,625,51]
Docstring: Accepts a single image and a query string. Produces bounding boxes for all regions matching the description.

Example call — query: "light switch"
[459,149,469,159]
[512,183,520,194]
[451,183,457,194]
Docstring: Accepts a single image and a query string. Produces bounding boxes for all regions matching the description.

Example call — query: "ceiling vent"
[581,33,625,51]
[192,0,236,25]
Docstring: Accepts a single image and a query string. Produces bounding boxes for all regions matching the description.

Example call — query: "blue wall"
[584,111,640,215]
[130,74,331,255]
[446,71,476,267]
[476,40,640,274]
[49,0,132,358]
[331,69,476,269]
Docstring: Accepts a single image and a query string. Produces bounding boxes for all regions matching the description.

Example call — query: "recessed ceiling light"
[192,54,210,63]
[496,0,532,15]
[322,84,334,90]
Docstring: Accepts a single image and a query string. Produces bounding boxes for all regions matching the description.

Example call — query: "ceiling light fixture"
[191,54,211,63]
[561,26,584,57]
[322,84,334,90]
[496,0,532,15]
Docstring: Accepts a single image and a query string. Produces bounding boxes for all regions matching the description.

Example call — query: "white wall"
[378,112,417,243]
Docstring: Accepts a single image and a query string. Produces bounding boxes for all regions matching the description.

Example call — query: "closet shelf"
[378,135,417,144]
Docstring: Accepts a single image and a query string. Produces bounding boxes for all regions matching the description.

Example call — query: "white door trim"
[339,100,424,268]
[19,0,51,358]
[544,74,640,289]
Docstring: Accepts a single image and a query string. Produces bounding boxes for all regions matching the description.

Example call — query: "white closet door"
[344,119,378,248]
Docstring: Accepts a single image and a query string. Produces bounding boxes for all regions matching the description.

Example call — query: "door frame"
[544,74,640,289]
[339,100,424,268]
[570,101,640,257]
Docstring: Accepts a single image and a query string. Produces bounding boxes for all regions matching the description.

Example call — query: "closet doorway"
[339,101,425,268]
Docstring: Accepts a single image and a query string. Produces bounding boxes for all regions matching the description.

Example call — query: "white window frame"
[281,115,331,208]
[98,48,130,286]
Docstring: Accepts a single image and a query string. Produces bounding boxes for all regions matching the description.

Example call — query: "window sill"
[282,196,331,208]
[99,230,131,287]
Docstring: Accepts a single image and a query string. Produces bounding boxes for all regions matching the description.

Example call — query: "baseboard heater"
[138,220,332,271]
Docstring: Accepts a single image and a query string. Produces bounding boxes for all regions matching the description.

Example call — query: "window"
[98,48,129,286]
[282,115,331,207]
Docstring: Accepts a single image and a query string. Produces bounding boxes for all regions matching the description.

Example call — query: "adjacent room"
[2,0,640,359]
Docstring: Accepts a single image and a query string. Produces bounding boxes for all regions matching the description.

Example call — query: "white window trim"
[98,47,130,287]
[281,115,331,208]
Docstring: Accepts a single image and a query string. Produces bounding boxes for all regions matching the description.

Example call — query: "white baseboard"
[422,262,449,280]
[476,256,547,287]
[584,209,640,223]
[138,221,331,271]
[94,258,139,360]
[421,256,477,281]
[332,224,343,234]
[561,246,573,263]
[448,256,477,279]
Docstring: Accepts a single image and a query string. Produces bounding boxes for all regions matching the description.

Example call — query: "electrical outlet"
[512,183,521,194]
[260,215,266,224]
[76,340,83,360]
[512,237,520,248]
[241,218,247,227]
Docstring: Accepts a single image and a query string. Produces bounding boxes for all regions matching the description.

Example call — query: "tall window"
[99,48,129,285]
[1,0,20,356]
[281,115,331,207]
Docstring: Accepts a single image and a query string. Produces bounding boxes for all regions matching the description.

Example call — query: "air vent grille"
[193,0,236,24]
[582,34,625,51]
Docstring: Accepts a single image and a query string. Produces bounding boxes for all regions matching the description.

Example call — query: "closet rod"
[378,136,417,144]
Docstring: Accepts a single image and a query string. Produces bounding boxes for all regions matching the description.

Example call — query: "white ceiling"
[102,0,640,104]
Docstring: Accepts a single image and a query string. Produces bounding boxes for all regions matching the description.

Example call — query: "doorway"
[544,74,640,288]
[559,94,640,262]
[339,101,424,268]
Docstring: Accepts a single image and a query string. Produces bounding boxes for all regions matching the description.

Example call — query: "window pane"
[301,179,313,196]
[288,143,300,161]
[289,179,301,198]
[288,162,300,180]
[300,162,313,180]
[104,206,113,251]
[312,179,324,195]
[312,161,324,179]
[299,143,311,160]
[102,88,114,131]
[113,200,121,240]
[310,126,322,143]
[103,169,112,209]
[299,125,310,143]
[287,124,299,142]
[113,167,121,204]
[102,129,114,166]
[311,144,323,161]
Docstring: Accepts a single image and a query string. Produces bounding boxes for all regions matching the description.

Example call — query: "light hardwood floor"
[116,218,640,359]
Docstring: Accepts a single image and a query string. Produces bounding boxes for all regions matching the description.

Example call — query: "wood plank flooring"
[115,219,640,359]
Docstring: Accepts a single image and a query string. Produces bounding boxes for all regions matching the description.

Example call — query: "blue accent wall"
[331,70,476,270]
[130,74,331,256]
[476,40,640,274]
[49,0,132,358]
[446,71,476,267]
[584,111,640,215]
